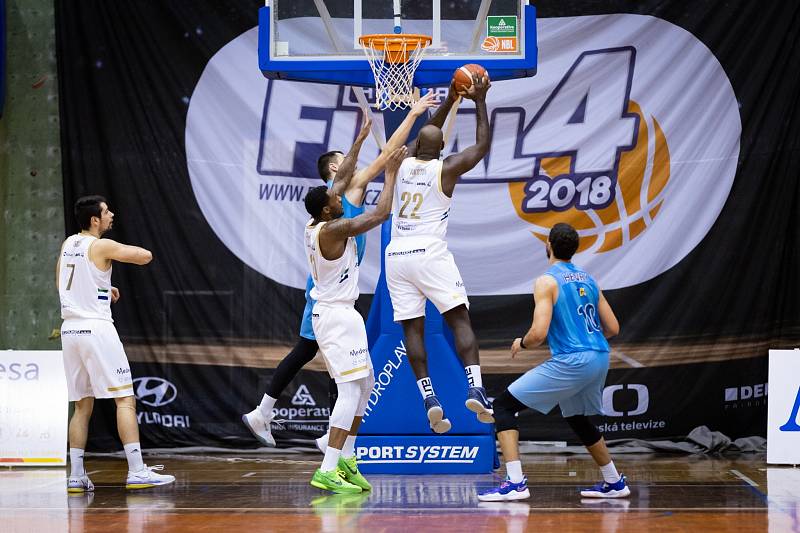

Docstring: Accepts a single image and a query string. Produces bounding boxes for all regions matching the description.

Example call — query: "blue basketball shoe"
[478,477,530,502]
[580,474,630,498]
[465,386,494,423]
[424,395,451,434]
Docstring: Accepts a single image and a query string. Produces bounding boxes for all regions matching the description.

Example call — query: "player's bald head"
[416,125,444,157]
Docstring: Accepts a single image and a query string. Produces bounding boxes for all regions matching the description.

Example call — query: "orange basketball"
[453,63,489,94]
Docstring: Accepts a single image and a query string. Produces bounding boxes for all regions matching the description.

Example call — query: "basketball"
[453,63,489,94]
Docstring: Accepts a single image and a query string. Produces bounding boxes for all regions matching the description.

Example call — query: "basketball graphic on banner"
[509,101,671,254]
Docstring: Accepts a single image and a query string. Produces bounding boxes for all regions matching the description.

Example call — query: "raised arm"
[91,238,153,266]
[511,275,557,357]
[320,146,405,252]
[330,114,372,198]
[440,74,491,196]
[597,290,620,338]
[407,83,460,157]
[345,93,438,204]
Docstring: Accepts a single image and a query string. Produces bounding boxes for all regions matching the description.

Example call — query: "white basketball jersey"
[391,158,451,240]
[58,234,113,321]
[305,220,359,304]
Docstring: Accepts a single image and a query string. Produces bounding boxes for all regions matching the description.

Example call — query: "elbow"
[605,323,620,338]
[376,210,391,223]
[140,250,153,265]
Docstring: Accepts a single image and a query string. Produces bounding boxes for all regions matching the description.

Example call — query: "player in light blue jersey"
[242,94,438,449]
[478,223,630,502]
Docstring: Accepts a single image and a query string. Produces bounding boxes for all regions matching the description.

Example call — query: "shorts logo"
[133,377,178,407]
[62,329,91,336]
[291,384,316,406]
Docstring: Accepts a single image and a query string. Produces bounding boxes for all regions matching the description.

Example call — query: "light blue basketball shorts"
[508,350,610,417]
[299,296,316,340]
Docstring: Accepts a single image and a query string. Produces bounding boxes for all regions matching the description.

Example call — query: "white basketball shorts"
[60,318,133,401]
[311,302,373,383]
[385,236,469,321]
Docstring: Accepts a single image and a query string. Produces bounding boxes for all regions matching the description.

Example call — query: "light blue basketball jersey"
[544,262,610,356]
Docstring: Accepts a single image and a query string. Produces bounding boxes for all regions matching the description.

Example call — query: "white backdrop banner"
[186,14,740,294]
[0,351,68,466]
[767,349,800,465]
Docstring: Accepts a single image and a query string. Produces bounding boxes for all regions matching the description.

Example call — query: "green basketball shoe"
[337,456,372,491]
[310,468,362,494]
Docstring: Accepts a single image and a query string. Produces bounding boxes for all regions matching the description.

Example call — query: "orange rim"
[359,33,432,63]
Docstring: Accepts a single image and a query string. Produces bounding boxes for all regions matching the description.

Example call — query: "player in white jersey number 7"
[302,146,406,494]
[385,73,493,432]
[57,196,175,493]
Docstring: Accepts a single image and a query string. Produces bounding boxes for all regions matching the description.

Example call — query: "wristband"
[519,337,527,350]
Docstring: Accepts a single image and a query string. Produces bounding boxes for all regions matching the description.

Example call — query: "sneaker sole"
[427,406,452,434]
[241,414,276,447]
[126,478,176,490]
[580,486,631,498]
[477,488,530,502]
[465,399,495,423]
[310,480,362,494]
[67,487,90,493]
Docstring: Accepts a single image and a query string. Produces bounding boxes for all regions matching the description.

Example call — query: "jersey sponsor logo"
[187,15,739,293]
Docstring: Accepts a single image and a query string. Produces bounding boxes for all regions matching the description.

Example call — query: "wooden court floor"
[2,453,798,532]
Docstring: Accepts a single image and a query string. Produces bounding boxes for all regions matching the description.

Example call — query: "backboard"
[258,0,537,87]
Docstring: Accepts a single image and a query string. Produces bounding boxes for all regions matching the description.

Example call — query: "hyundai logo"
[133,377,177,407]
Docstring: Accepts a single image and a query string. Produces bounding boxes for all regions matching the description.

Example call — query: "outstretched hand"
[385,146,407,175]
[356,113,373,143]
[411,90,440,117]
[463,74,491,101]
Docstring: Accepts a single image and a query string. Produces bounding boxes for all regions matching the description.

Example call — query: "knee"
[494,391,526,432]
[115,395,136,412]
[564,415,602,447]
[73,397,94,416]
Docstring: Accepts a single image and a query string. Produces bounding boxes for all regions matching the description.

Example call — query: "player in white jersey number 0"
[303,146,407,494]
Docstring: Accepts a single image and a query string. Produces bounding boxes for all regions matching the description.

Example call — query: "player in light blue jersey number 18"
[478,223,630,502]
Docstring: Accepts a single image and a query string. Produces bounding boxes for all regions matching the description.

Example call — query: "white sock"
[257,394,277,418]
[341,435,356,458]
[600,461,620,484]
[69,448,85,477]
[506,460,524,483]
[417,377,434,399]
[124,442,145,473]
[465,365,483,388]
[321,446,341,472]
[316,431,330,453]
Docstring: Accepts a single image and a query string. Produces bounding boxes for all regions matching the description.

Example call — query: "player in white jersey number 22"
[385,74,494,433]
[57,195,175,493]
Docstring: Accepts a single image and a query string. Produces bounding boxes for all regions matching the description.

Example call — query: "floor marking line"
[730,469,759,487]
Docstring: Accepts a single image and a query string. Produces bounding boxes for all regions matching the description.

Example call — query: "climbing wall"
[0,0,64,349]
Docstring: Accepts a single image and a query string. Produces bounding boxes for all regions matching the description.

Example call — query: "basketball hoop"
[359,34,432,111]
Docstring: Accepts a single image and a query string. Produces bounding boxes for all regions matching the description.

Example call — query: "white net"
[360,35,430,111]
